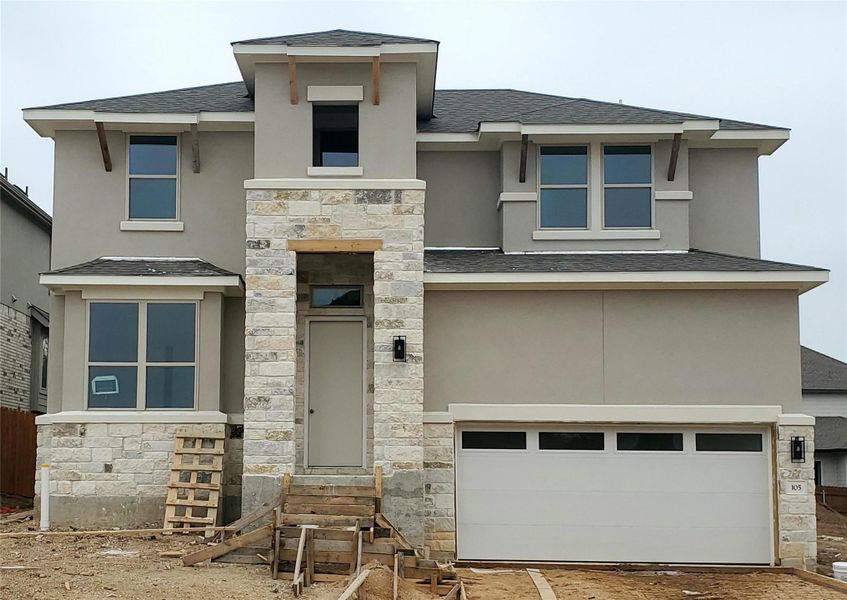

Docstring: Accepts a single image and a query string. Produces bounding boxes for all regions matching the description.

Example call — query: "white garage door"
[456,426,773,564]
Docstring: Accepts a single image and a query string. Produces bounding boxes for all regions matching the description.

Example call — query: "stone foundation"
[776,422,817,569]
[35,422,237,527]
[243,186,425,545]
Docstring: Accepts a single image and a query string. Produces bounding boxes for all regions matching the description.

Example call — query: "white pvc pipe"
[39,463,49,531]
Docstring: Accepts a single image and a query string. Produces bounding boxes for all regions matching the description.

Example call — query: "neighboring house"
[801,346,847,487]
[0,171,51,500]
[24,30,829,569]
[0,172,51,413]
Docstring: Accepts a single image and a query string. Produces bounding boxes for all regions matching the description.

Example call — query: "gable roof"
[815,417,847,451]
[802,346,847,393]
[417,89,782,132]
[0,172,52,232]
[233,29,437,46]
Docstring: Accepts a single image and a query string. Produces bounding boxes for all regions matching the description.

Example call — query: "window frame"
[310,285,364,309]
[311,103,360,168]
[600,143,655,230]
[538,431,606,452]
[125,134,181,222]
[615,431,684,453]
[694,432,764,453]
[536,144,590,230]
[84,300,199,411]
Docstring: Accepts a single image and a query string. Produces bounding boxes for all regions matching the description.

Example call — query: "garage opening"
[455,426,773,564]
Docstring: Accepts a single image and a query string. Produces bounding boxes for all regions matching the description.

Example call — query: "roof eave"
[23,109,255,137]
[39,273,245,296]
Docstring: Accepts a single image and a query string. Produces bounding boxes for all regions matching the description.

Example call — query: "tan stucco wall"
[498,139,692,252]
[417,151,500,248]
[1,199,51,312]
[254,62,416,179]
[51,130,252,273]
[689,148,760,258]
[424,289,802,411]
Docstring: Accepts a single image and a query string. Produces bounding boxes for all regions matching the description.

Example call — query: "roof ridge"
[233,29,437,46]
[27,81,246,111]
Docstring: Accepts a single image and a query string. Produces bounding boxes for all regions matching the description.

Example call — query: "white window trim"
[536,143,658,237]
[126,134,181,223]
[537,144,590,231]
[84,300,199,411]
[307,85,364,102]
[307,166,363,177]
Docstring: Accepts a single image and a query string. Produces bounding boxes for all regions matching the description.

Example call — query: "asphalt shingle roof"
[802,346,847,393]
[815,417,847,451]
[233,29,437,46]
[43,257,239,278]
[423,249,824,274]
[417,89,780,132]
[30,84,782,132]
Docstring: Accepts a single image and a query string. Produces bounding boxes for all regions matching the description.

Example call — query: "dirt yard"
[818,501,847,577]
[3,507,847,600]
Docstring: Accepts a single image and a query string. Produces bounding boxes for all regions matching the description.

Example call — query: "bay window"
[87,301,197,409]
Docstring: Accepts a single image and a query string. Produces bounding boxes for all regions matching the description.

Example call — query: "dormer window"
[312,105,359,167]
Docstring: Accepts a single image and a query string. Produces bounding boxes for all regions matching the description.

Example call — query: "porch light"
[790,436,806,463]
[393,336,406,362]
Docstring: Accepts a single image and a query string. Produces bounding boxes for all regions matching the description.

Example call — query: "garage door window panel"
[695,433,763,452]
[461,431,526,450]
[617,432,683,452]
[539,432,605,451]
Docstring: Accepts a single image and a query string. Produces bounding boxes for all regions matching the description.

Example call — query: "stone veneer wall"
[423,421,456,559]
[243,187,425,544]
[35,423,238,526]
[0,303,31,411]
[776,422,817,569]
[295,253,375,473]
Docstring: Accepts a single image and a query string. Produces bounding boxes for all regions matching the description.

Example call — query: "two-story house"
[25,30,828,569]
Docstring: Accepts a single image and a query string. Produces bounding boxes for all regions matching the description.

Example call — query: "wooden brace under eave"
[95,122,112,172]
[372,57,380,105]
[288,57,299,105]
[190,124,200,173]
[667,132,682,181]
[519,134,529,183]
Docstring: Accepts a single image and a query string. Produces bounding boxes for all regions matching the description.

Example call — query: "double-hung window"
[312,105,359,167]
[539,146,589,228]
[87,302,196,409]
[128,135,179,220]
[603,145,652,228]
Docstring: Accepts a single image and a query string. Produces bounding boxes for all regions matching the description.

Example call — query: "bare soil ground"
[818,501,847,577]
[3,506,847,600]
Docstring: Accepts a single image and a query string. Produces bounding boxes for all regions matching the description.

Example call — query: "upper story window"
[87,301,196,410]
[128,135,178,220]
[313,105,358,167]
[539,146,588,228]
[603,145,652,228]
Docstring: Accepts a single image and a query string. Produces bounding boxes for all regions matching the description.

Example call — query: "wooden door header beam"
[94,122,112,172]
[288,239,383,253]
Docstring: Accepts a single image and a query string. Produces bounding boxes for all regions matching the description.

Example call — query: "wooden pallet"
[163,429,225,536]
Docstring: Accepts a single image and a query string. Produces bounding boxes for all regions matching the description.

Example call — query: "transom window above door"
[128,135,179,220]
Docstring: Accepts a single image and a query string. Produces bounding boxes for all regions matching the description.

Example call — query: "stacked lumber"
[163,429,224,536]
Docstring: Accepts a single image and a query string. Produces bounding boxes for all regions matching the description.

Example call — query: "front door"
[306,318,365,467]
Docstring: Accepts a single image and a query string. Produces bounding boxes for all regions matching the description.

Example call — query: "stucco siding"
[254,62,416,179]
[1,199,51,312]
[424,289,802,412]
[417,151,500,248]
[689,148,761,258]
[51,130,252,273]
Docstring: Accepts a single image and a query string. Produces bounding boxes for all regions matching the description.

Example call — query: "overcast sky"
[1,0,845,360]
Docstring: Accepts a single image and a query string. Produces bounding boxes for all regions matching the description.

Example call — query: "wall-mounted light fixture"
[791,436,806,463]
[393,336,406,362]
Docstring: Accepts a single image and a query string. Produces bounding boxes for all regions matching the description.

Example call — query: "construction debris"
[163,429,225,536]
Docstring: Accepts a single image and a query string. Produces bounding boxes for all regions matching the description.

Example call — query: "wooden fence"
[0,407,37,498]
[817,485,847,515]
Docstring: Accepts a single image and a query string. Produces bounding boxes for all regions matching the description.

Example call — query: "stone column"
[242,189,298,512]
[423,421,456,558]
[776,420,817,570]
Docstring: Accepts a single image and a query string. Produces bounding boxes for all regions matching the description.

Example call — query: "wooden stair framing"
[163,429,224,536]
